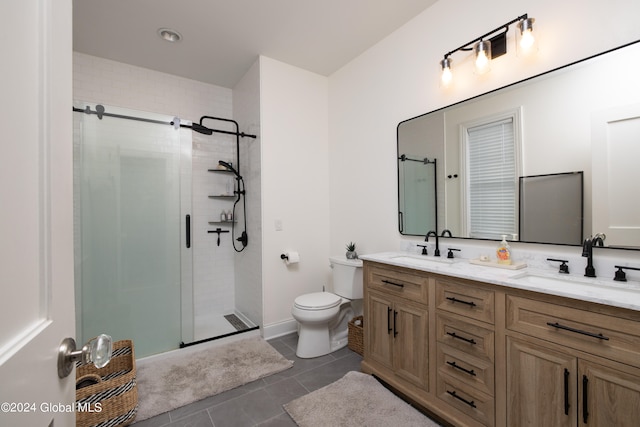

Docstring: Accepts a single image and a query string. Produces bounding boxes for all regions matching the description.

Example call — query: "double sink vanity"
[359,251,640,427]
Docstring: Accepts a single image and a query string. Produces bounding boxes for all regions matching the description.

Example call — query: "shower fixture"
[218,160,240,177]
[191,122,213,135]
[72,104,256,252]
[201,116,253,252]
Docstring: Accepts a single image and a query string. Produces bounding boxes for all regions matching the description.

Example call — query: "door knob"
[57,334,112,378]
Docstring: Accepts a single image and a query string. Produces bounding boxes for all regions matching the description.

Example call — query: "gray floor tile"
[207,398,256,427]
[255,412,297,427]
[166,410,214,427]
[133,411,171,426]
[135,333,363,427]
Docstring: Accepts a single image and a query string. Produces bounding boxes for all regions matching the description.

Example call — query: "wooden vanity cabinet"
[506,295,640,427]
[365,263,429,390]
[361,260,640,427]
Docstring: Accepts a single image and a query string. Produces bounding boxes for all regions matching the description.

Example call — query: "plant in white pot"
[345,242,358,259]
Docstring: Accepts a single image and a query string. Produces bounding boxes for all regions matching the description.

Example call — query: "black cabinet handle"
[186,214,191,248]
[393,310,398,337]
[564,368,570,416]
[446,360,476,377]
[387,307,392,334]
[582,375,589,423]
[382,279,404,288]
[446,390,476,408]
[546,322,610,341]
[446,296,476,307]
[446,331,477,345]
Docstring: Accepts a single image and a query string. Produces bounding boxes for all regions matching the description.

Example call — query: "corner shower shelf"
[208,194,236,199]
[208,220,236,225]
[208,168,234,173]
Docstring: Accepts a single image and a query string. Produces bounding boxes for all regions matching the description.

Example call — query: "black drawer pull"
[446,390,476,408]
[582,375,589,423]
[446,360,476,377]
[446,296,476,307]
[546,322,610,341]
[382,279,404,288]
[446,331,477,345]
[387,307,392,334]
[564,368,570,416]
[186,214,191,248]
[393,310,398,337]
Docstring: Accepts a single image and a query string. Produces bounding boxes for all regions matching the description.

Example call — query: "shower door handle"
[186,214,191,248]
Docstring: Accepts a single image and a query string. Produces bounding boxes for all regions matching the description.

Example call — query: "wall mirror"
[397,40,640,249]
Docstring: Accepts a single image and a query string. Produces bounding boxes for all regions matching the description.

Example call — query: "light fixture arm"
[443,13,529,60]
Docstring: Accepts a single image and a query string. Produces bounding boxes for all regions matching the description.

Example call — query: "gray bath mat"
[135,336,293,422]
[284,371,441,426]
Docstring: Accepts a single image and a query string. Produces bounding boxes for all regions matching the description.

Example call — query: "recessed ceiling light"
[157,28,182,43]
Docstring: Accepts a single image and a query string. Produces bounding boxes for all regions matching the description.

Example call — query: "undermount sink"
[509,272,579,288]
[509,271,640,296]
[389,255,453,268]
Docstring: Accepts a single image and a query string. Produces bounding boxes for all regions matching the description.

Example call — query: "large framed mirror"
[398,40,640,249]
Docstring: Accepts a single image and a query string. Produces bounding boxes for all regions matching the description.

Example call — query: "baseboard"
[263,318,298,340]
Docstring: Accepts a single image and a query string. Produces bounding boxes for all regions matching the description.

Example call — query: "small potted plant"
[345,242,358,259]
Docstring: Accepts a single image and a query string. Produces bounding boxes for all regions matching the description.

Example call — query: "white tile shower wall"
[73,52,237,341]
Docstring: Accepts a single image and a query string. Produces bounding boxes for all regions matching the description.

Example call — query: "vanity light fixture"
[157,28,182,43]
[440,13,536,85]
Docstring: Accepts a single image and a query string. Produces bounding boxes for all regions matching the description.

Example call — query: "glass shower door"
[74,104,192,358]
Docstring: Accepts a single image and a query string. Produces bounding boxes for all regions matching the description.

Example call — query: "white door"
[0,1,75,426]
[592,104,640,248]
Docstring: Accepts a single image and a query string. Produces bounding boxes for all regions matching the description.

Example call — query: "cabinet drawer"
[367,265,429,304]
[436,279,495,324]
[437,343,494,396]
[436,312,494,363]
[506,295,640,366]
[437,372,495,427]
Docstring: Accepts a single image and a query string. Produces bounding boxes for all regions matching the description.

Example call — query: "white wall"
[328,0,640,256]
[259,56,331,334]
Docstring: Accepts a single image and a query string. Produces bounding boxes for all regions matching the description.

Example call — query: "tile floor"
[132,333,364,427]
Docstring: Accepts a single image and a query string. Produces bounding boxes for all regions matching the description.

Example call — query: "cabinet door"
[394,301,428,389]
[579,360,640,427]
[367,292,393,368]
[507,337,577,427]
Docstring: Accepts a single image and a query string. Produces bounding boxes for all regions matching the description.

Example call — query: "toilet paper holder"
[280,253,289,260]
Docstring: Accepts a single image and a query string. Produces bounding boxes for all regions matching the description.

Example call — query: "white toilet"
[291,256,363,358]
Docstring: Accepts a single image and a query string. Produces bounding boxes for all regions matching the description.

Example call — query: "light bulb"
[475,51,489,72]
[440,57,453,86]
[474,40,491,74]
[520,28,535,50]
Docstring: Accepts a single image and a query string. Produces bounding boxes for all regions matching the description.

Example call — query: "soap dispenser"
[496,235,512,265]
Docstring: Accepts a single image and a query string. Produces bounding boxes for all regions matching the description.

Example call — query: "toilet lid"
[294,292,341,310]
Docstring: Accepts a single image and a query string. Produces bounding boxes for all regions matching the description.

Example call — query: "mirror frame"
[397,39,640,249]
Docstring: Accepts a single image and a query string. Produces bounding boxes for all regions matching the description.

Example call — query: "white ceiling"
[73,0,438,88]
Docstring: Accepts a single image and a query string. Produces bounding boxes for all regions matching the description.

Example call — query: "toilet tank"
[329,256,363,299]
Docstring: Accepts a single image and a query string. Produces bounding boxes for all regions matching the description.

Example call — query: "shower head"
[218,160,240,177]
[191,123,213,135]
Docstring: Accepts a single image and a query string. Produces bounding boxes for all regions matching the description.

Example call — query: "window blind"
[466,118,517,239]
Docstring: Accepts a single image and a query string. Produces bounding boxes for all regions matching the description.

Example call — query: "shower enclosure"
[73,103,258,358]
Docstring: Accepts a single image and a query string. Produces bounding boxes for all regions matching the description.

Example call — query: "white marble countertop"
[360,251,640,312]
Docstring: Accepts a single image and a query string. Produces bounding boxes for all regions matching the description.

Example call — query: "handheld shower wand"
[218,160,241,178]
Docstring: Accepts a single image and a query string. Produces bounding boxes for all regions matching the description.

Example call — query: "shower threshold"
[179,325,259,349]
[180,311,259,349]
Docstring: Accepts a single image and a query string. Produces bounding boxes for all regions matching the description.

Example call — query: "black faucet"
[582,237,597,277]
[441,229,453,237]
[425,230,440,257]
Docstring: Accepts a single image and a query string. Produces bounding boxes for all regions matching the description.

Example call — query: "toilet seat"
[294,292,341,311]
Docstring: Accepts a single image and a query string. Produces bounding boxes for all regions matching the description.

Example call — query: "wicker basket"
[75,339,138,427]
[348,315,364,356]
